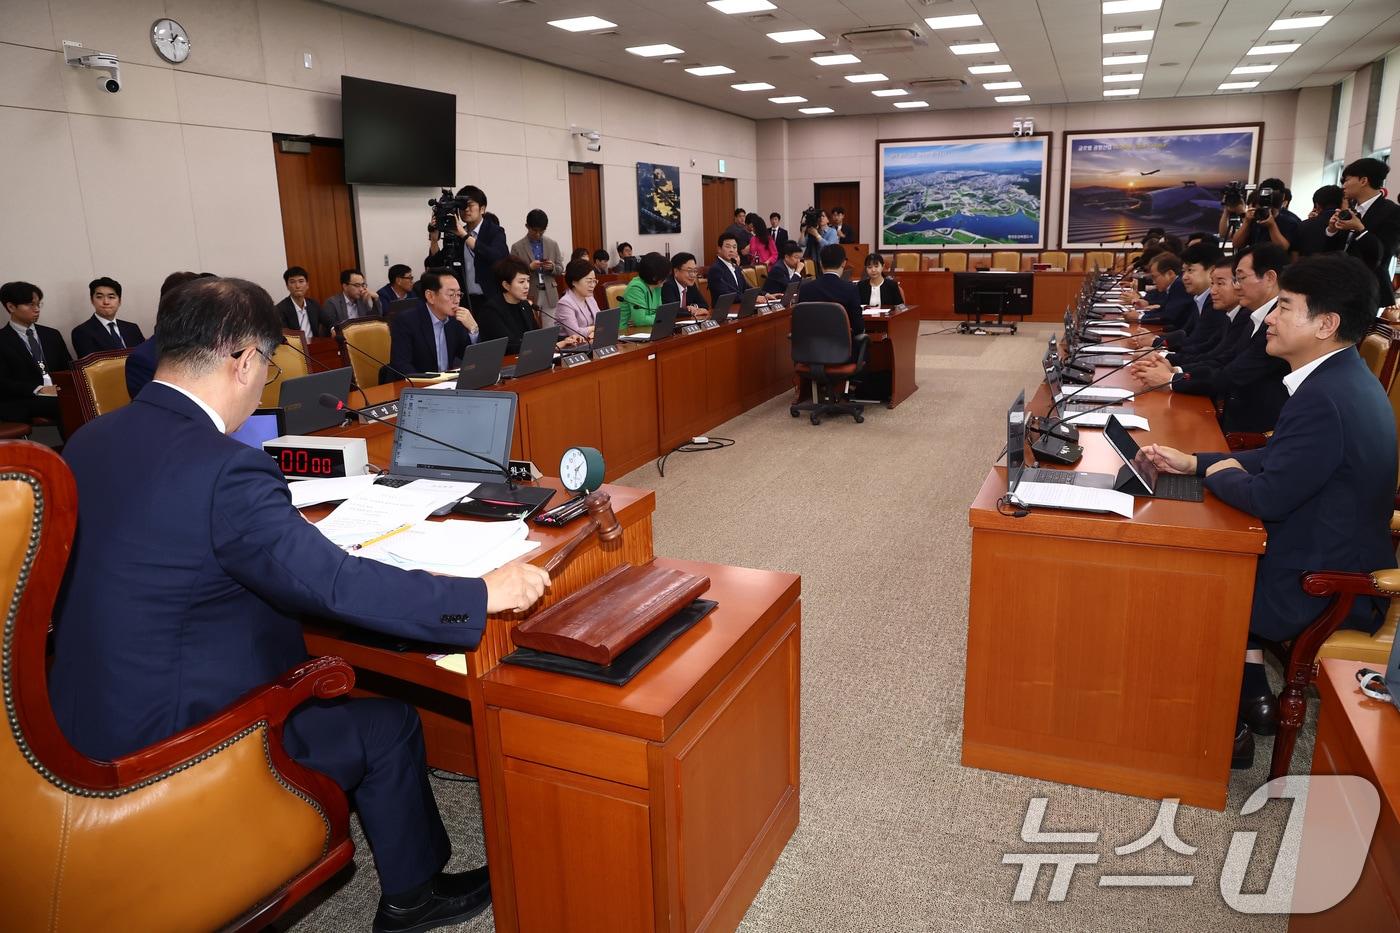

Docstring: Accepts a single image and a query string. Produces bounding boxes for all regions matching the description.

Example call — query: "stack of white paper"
[1060,412,1150,430]
[353,518,539,576]
[289,473,377,508]
[315,483,468,548]
[1012,483,1135,518]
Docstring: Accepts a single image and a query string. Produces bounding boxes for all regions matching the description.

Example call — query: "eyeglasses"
[232,345,282,385]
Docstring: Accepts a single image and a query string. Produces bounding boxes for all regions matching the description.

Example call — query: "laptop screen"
[229,408,285,448]
[1006,390,1027,492]
[389,389,517,483]
[1102,414,1158,493]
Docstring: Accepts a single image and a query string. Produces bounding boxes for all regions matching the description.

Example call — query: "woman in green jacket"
[618,252,670,330]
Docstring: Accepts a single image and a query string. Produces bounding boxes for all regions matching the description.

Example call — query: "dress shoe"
[373,866,491,933]
[1240,693,1278,736]
[1231,721,1255,770]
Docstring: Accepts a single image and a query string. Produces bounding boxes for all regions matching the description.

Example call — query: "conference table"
[962,313,1267,811]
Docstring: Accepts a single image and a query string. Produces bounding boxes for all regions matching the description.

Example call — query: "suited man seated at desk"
[1140,256,1249,370]
[323,268,380,325]
[388,269,481,377]
[48,276,551,932]
[275,266,331,338]
[660,252,710,319]
[1124,252,1197,332]
[126,271,213,398]
[707,234,745,305]
[1142,255,1396,768]
[857,252,904,308]
[71,276,145,357]
[377,263,420,312]
[0,280,72,427]
[797,244,865,355]
[1129,244,1218,352]
[476,257,587,355]
[764,240,805,294]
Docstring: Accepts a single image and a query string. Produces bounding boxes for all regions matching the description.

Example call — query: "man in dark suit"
[49,276,548,930]
[1130,244,1291,433]
[797,243,865,351]
[1291,185,1345,257]
[830,207,856,244]
[660,252,709,317]
[388,269,480,377]
[323,268,380,326]
[71,276,145,358]
[1327,157,1399,306]
[377,263,419,312]
[1,280,72,425]
[764,240,805,293]
[1134,244,1219,353]
[1128,253,1197,332]
[274,266,330,338]
[1145,254,1396,766]
[707,233,745,304]
[461,187,508,306]
[126,271,210,398]
[768,212,788,250]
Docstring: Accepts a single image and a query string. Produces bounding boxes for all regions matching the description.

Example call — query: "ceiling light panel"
[872,88,909,97]
[1218,81,1260,90]
[686,65,736,76]
[1103,30,1154,43]
[812,53,861,66]
[1248,43,1299,55]
[547,16,616,32]
[950,42,999,55]
[968,64,1013,74]
[1230,64,1276,75]
[1103,88,1140,96]
[707,0,776,13]
[925,14,983,29]
[1102,0,1161,13]
[844,73,890,83]
[1268,15,1332,31]
[799,106,834,114]
[769,95,807,103]
[982,81,1022,90]
[768,29,825,43]
[732,82,775,91]
[894,100,929,108]
[1103,53,1148,65]
[995,94,1030,103]
[1102,73,1144,82]
[626,44,684,57]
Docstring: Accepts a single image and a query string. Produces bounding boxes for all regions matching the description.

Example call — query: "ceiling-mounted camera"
[1012,118,1034,137]
[571,126,602,152]
[63,40,121,93]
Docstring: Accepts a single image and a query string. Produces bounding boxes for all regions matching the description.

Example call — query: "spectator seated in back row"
[72,276,145,358]
[0,280,71,427]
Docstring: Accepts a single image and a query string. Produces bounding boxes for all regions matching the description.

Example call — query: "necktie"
[26,328,44,364]
[434,321,449,371]
[108,321,124,348]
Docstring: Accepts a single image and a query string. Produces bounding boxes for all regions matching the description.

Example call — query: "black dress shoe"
[1240,693,1278,736]
[1231,721,1255,770]
[373,866,491,933]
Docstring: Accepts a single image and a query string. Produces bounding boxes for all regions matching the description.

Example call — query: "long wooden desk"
[862,306,921,408]
[897,270,1090,323]
[962,340,1267,810]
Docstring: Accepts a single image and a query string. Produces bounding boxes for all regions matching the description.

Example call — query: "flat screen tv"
[342,76,455,186]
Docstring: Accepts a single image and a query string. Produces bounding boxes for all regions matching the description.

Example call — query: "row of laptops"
[619,282,800,345]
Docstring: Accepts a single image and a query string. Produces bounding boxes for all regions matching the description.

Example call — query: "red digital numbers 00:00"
[280,448,335,476]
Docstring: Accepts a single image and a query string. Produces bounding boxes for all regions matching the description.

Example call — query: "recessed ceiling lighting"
[1218,81,1260,90]
[995,94,1031,103]
[1248,42,1300,55]
[1268,15,1332,31]
[925,13,983,29]
[547,16,616,32]
[811,53,861,66]
[686,65,736,76]
[732,81,775,91]
[1103,29,1154,43]
[872,88,909,97]
[844,73,889,83]
[950,41,1000,55]
[768,95,807,103]
[1174,21,1201,28]
[662,58,679,64]
[707,0,776,13]
[894,100,929,109]
[1231,64,1277,75]
[626,44,684,57]
[968,64,1013,74]
[1103,53,1148,65]
[799,106,834,114]
[1102,0,1160,13]
[768,29,825,43]
[1103,73,1144,82]
[1103,88,1140,97]
[983,81,1022,90]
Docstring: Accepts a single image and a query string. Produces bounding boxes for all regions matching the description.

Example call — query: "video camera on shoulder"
[1252,186,1284,221]
[1221,180,1247,209]
[428,188,467,236]
[800,205,821,230]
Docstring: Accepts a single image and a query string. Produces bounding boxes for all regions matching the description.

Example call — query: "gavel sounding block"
[511,561,711,665]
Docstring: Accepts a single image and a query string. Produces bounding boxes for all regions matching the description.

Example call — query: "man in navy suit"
[659,252,709,317]
[0,280,72,426]
[125,271,211,398]
[49,277,549,931]
[1146,254,1396,766]
[797,243,865,351]
[71,276,145,357]
[426,186,508,310]
[274,266,330,338]
[1128,252,1197,332]
[764,241,805,294]
[1327,157,1400,306]
[377,263,421,314]
[1135,245,1218,353]
[768,212,788,250]
[706,233,745,304]
[387,269,480,378]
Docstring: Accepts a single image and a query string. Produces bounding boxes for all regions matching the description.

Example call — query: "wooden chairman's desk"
[896,270,1090,323]
[962,349,1267,810]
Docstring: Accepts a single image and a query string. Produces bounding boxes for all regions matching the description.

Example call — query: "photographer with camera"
[425,185,508,310]
[1217,181,1248,242]
[798,206,823,263]
[1291,185,1344,257]
[1229,178,1298,252]
[1327,158,1400,307]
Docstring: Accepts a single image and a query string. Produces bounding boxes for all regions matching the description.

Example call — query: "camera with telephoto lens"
[427,189,467,236]
[1252,186,1284,221]
[1221,180,1247,208]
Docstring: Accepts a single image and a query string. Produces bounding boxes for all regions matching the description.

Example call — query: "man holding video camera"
[426,185,508,310]
[1228,177,1298,252]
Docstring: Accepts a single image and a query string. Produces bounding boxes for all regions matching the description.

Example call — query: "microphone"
[535,303,596,353]
[317,394,515,488]
[334,328,420,387]
[280,335,372,409]
[1028,377,1181,465]
[1039,376,1185,434]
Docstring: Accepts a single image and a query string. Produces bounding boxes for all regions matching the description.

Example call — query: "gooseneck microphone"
[1039,376,1186,434]
[333,328,420,387]
[317,394,514,489]
[536,303,596,353]
[279,335,373,409]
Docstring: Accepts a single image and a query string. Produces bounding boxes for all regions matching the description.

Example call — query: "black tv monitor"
[953,271,1033,318]
[342,76,455,186]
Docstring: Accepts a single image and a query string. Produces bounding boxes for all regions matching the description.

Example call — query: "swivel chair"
[789,301,868,425]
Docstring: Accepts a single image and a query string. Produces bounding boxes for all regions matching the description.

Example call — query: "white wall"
[0,0,757,337]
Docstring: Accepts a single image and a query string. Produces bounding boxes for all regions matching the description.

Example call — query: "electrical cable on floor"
[919,323,963,337]
[429,768,477,784]
[655,437,735,477]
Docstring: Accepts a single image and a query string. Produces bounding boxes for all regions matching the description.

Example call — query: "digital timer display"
[266,445,348,479]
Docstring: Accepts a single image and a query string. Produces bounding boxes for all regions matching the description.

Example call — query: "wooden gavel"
[541,490,622,575]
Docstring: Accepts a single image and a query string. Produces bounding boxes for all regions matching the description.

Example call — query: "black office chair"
[789,301,868,425]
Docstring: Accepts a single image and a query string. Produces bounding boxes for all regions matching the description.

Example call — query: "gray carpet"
[288,323,1304,932]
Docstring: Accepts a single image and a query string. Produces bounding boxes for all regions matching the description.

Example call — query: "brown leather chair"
[604,283,629,309]
[969,253,992,271]
[70,349,133,425]
[742,267,761,289]
[1086,250,1115,272]
[0,422,31,439]
[0,440,356,932]
[1067,254,1086,273]
[752,263,768,281]
[789,302,868,426]
[991,251,1019,272]
[261,329,312,408]
[894,253,920,273]
[1039,251,1069,270]
[922,254,943,272]
[941,252,968,272]
[337,316,391,389]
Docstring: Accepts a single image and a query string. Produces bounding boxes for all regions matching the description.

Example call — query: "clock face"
[151,18,191,64]
[560,448,588,491]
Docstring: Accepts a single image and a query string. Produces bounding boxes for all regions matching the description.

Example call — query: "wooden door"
[814,181,860,244]
[568,162,604,256]
[272,138,359,304]
[701,176,736,264]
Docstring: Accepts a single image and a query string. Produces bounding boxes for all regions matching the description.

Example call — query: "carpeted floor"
[286,323,1304,932]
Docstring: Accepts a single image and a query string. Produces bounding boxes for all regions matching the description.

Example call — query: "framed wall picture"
[636,162,681,234]
[1060,124,1262,250]
[875,134,1049,251]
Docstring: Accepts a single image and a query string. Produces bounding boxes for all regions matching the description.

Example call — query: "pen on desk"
[349,522,413,551]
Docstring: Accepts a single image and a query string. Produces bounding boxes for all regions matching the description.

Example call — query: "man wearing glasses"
[376,263,421,313]
[323,268,381,325]
[388,269,481,378]
[0,280,72,427]
[660,252,710,319]
[50,276,548,932]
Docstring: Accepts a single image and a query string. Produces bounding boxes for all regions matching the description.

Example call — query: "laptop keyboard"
[373,475,415,488]
[1022,469,1077,485]
[1152,473,1205,502]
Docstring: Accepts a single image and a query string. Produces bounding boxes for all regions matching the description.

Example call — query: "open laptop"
[1102,415,1204,501]
[1007,391,1115,489]
[620,301,680,342]
[500,327,556,380]
[373,388,554,513]
[591,306,621,351]
[1045,365,1135,417]
[280,367,354,435]
[454,337,508,389]
[230,408,285,448]
[737,286,763,319]
[782,281,801,309]
[711,292,738,321]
